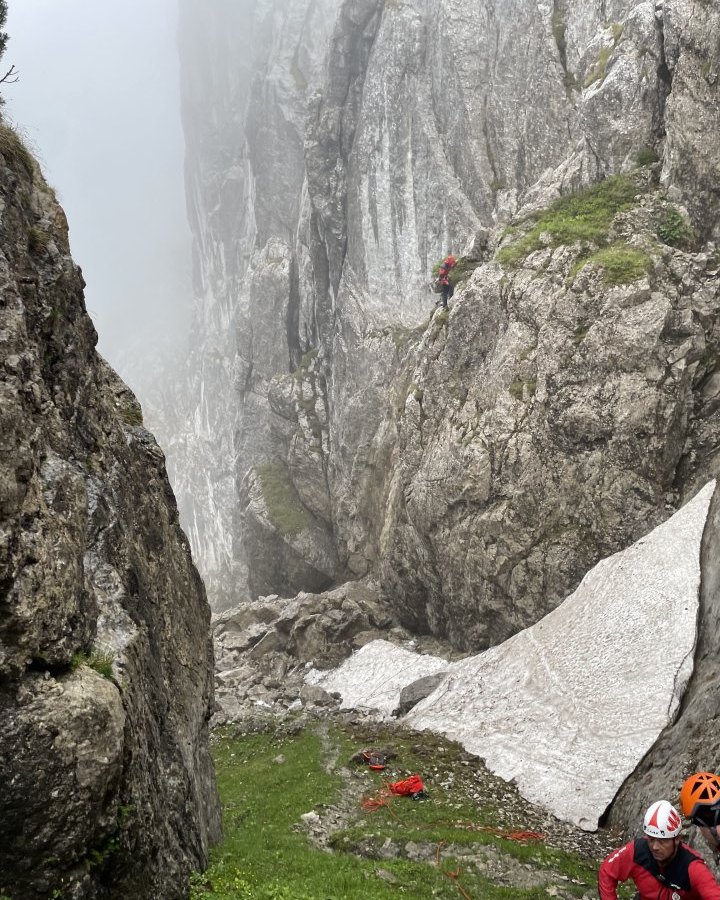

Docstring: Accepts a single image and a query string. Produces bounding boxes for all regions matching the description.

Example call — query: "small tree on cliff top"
[0,1,18,92]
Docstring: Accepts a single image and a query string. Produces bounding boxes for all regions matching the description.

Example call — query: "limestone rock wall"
[171,0,720,653]
[379,180,720,649]
[0,123,220,900]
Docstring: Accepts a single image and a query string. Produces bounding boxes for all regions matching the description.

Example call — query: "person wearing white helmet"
[598,800,720,899]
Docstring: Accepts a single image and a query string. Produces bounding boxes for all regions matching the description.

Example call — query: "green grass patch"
[28,227,51,256]
[577,243,651,285]
[256,462,309,538]
[448,255,480,287]
[0,123,35,180]
[496,175,640,269]
[635,147,659,167]
[656,205,695,249]
[71,649,115,680]
[192,726,602,900]
[118,402,143,427]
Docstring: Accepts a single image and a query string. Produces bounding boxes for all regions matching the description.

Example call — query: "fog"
[3,0,191,382]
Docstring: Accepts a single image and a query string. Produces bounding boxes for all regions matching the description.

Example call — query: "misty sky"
[3,0,192,378]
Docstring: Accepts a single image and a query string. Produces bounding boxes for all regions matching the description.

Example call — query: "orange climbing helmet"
[681,772,720,821]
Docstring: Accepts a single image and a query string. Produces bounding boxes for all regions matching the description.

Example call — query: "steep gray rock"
[378,174,720,649]
[662,0,720,237]
[165,0,720,840]
[0,122,220,900]
[171,0,720,620]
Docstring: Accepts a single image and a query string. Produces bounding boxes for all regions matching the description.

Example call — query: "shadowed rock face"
[0,125,220,899]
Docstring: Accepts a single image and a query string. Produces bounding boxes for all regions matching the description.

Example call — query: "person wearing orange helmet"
[598,800,720,898]
[681,772,720,863]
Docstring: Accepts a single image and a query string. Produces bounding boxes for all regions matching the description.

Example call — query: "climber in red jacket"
[437,254,456,309]
[598,800,720,899]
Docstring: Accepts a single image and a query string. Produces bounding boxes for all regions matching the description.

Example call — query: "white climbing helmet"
[643,800,682,839]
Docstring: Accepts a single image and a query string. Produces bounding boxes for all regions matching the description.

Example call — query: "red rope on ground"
[360,787,400,819]
[436,841,474,900]
[360,797,388,811]
[452,823,545,842]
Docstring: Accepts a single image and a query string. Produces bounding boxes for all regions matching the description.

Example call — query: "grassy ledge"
[191,724,612,900]
[572,243,651,285]
[496,175,640,269]
[71,649,115,680]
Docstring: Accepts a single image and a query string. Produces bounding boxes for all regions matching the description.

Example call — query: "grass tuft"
[656,205,695,249]
[496,175,640,269]
[0,123,35,180]
[28,227,51,257]
[575,243,651,285]
[635,147,659,168]
[71,649,115,680]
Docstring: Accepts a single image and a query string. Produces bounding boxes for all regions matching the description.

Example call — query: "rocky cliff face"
[0,122,220,899]
[174,0,720,636]
[170,0,720,832]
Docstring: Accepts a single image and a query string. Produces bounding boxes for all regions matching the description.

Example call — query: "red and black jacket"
[599,837,720,899]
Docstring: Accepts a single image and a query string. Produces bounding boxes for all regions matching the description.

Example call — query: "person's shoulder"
[680,841,709,862]
[685,845,720,892]
[602,838,636,864]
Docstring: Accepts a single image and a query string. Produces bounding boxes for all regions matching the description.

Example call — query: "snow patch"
[305,640,448,715]
[306,481,716,829]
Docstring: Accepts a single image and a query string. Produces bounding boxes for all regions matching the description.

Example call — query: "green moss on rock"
[496,175,640,269]
[257,461,309,538]
[581,243,651,285]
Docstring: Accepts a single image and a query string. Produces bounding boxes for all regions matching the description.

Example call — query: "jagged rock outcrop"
[211,580,459,723]
[0,122,220,900]
[378,172,720,649]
